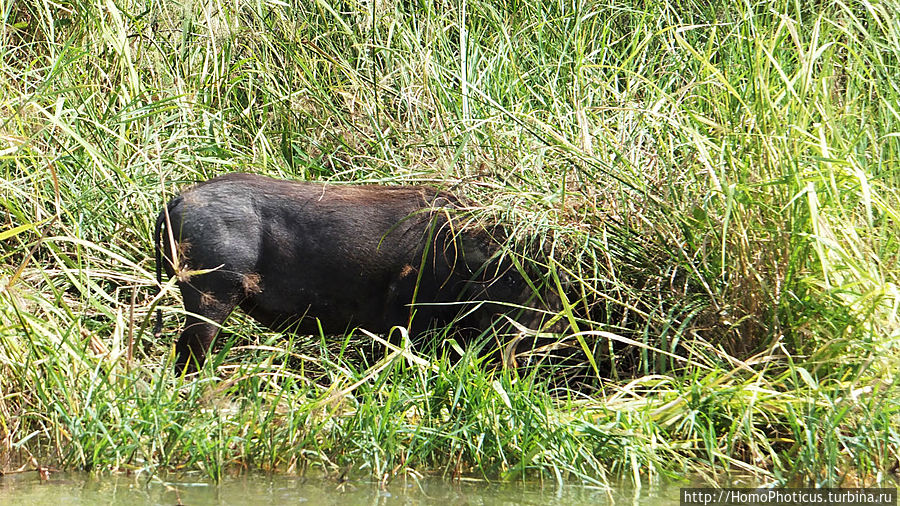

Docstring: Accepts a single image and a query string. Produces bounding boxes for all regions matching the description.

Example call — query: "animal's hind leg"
[174,282,240,373]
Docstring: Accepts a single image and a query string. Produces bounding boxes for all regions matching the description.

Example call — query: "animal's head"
[455,230,568,334]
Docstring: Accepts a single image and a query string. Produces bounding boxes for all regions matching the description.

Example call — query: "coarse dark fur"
[154,173,562,372]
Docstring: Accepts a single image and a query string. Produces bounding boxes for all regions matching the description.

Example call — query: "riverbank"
[2,0,898,486]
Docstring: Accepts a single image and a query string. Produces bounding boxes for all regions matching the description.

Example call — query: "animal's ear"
[457,233,491,272]
[430,195,456,209]
[554,269,572,288]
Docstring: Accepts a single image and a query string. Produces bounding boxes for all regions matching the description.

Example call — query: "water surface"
[0,470,686,505]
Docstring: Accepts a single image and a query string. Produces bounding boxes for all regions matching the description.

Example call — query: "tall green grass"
[1,0,899,486]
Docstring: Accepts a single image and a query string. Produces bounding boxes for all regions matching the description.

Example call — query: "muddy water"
[0,471,686,505]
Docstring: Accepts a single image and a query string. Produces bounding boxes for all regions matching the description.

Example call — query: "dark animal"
[154,173,561,372]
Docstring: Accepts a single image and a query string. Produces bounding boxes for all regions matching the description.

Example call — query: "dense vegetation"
[2,0,898,487]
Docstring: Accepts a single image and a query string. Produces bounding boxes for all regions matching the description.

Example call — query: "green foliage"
[1,0,899,487]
